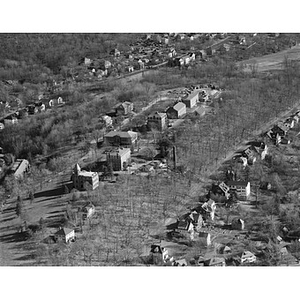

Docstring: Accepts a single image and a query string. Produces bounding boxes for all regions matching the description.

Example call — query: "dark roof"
[55,227,74,236]
[226,181,249,187]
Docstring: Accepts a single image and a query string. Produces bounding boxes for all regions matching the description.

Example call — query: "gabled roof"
[105,130,137,139]
[55,227,74,236]
[148,111,167,118]
[185,90,199,100]
[241,251,255,258]
[227,181,249,187]
[172,102,186,111]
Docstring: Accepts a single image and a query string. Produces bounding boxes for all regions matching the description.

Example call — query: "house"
[212,182,230,199]
[198,231,211,246]
[292,115,299,124]
[147,111,167,131]
[54,227,75,243]
[226,181,251,200]
[284,118,295,129]
[104,130,138,147]
[206,47,216,56]
[71,164,99,191]
[10,159,30,179]
[101,115,113,127]
[127,66,134,72]
[114,101,134,116]
[205,257,226,267]
[194,106,206,117]
[222,246,232,254]
[201,199,217,221]
[182,90,199,108]
[0,122,4,130]
[104,60,112,69]
[84,57,92,65]
[4,115,18,125]
[177,218,195,240]
[166,102,186,119]
[273,123,289,136]
[240,251,256,264]
[150,244,169,265]
[247,141,268,160]
[266,130,281,145]
[49,97,64,107]
[80,202,95,220]
[231,218,245,230]
[188,211,204,231]
[242,146,257,165]
[27,104,39,115]
[106,147,131,171]
[173,259,187,266]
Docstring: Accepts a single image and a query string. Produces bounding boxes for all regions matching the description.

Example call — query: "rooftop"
[226,181,250,187]
[172,102,186,111]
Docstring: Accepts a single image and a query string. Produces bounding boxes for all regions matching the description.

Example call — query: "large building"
[72,164,99,191]
[182,90,199,108]
[147,111,167,131]
[166,102,186,119]
[106,148,131,171]
[226,181,251,200]
[10,159,30,179]
[104,131,138,147]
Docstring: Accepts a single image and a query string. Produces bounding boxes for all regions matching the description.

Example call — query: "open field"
[239,44,300,72]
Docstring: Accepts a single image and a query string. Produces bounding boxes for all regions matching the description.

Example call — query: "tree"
[29,191,34,204]
[16,198,23,218]
[64,185,69,194]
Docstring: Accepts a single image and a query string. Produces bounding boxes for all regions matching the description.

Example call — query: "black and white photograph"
[1,1,300,299]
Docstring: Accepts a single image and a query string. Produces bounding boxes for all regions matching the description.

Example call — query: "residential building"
[71,164,99,191]
[182,90,199,108]
[0,122,4,130]
[101,115,113,127]
[198,231,211,246]
[248,141,268,160]
[150,244,169,265]
[226,181,251,200]
[80,202,95,220]
[177,219,195,240]
[114,101,134,115]
[4,115,18,125]
[231,218,245,230]
[147,111,167,131]
[240,251,256,264]
[173,259,187,266]
[104,130,138,147]
[201,199,217,221]
[54,227,75,243]
[84,57,92,65]
[106,148,131,171]
[166,102,186,119]
[10,159,30,179]
[205,257,226,267]
[49,97,64,107]
[194,106,206,117]
[242,146,257,165]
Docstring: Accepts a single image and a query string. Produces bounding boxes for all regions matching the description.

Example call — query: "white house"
[201,199,217,221]
[240,251,256,264]
[198,231,211,246]
[227,181,251,200]
[55,227,75,243]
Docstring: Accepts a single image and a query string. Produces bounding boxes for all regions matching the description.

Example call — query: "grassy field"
[239,44,300,72]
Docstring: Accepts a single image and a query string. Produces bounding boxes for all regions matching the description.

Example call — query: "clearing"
[239,44,300,72]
